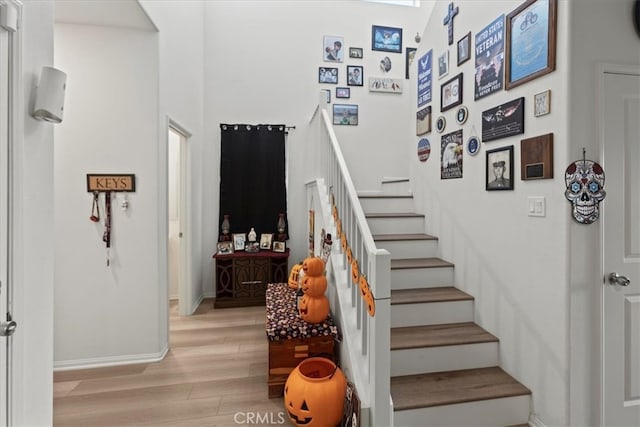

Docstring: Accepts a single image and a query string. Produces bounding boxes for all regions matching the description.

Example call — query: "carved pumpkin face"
[364,286,376,317]
[302,275,327,297]
[302,257,325,277]
[288,263,303,290]
[359,275,368,297]
[284,357,347,427]
[341,234,347,251]
[346,247,353,265]
[298,294,330,324]
[351,259,359,284]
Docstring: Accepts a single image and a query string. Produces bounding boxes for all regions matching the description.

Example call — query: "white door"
[0,19,9,427]
[602,67,640,427]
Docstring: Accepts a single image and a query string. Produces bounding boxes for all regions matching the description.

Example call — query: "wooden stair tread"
[391,366,531,411]
[391,257,453,269]
[373,233,437,241]
[391,287,473,305]
[391,322,497,350]
[365,212,424,218]
[358,194,413,199]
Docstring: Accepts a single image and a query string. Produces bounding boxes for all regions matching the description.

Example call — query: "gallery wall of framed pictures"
[412,0,558,191]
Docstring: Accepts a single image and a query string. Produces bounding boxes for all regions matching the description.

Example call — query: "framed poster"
[481,97,524,142]
[416,105,431,136]
[440,73,463,112]
[486,145,514,190]
[417,49,433,107]
[441,129,464,179]
[371,25,403,53]
[474,14,505,100]
[505,0,557,89]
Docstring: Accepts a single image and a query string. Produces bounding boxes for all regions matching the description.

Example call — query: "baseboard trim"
[528,413,547,427]
[53,346,169,372]
[190,294,205,314]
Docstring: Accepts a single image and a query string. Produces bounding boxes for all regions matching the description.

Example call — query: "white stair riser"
[393,395,531,427]
[391,267,454,289]
[368,217,425,235]
[381,179,411,194]
[360,197,414,214]
[391,300,473,327]
[391,342,498,376]
[377,239,438,259]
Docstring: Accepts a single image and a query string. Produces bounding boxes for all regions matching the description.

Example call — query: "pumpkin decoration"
[288,263,304,290]
[301,275,327,297]
[298,293,330,323]
[364,286,376,317]
[284,357,347,427]
[341,233,347,251]
[332,205,338,222]
[302,256,325,276]
[346,247,353,265]
[358,275,368,297]
[351,259,359,284]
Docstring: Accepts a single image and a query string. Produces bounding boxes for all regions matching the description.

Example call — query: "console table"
[213,249,289,308]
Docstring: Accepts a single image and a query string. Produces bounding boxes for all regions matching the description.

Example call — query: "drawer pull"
[240,280,263,285]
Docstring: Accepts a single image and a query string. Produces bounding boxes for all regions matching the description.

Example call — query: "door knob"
[608,272,630,287]
[0,320,17,337]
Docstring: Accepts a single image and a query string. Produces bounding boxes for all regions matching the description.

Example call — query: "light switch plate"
[528,196,546,217]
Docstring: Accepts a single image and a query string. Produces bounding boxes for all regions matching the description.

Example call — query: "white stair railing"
[306,93,392,427]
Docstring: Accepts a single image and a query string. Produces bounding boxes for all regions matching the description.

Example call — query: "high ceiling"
[54,0,156,31]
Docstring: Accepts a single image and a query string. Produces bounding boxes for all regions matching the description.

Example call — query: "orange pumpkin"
[302,257,325,276]
[302,275,327,297]
[346,247,353,265]
[364,286,376,317]
[351,259,359,284]
[332,205,338,222]
[288,263,303,290]
[298,294,329,324]
[284,357,346,427]
[358,275,368,297]
[341,234,347,251]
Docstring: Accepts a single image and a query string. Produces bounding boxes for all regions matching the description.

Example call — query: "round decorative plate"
[417,138,431,162]
[466,136,480,156]
[436,116,446,133]
[456,106,468,125]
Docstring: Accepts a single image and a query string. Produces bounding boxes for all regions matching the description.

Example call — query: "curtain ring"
[268,125,272,131]
[279,126,284,131]
[246,125,251,131]
[233,125,238,130]
[222,124,227,130]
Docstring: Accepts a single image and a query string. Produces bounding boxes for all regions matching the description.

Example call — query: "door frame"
[598,62,640,426]
[167,118,192,316]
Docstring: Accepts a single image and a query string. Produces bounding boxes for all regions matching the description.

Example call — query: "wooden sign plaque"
[86,174,136,192]
[520,133,554,180]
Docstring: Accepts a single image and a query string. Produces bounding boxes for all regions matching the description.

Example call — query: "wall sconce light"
[33,66,67,124]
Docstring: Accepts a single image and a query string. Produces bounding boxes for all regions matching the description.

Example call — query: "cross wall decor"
[443,2,459,46]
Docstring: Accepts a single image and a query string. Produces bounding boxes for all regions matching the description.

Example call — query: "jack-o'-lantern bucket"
[284,357,346,427]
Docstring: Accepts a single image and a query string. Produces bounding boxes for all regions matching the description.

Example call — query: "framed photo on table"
[273,241,286,253]
[260,233,273,250]
[505,0,557,89]
[232,233,246,251]
[217,241,234,255]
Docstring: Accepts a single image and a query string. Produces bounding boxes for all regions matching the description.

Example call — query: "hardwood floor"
[53,299,286,426]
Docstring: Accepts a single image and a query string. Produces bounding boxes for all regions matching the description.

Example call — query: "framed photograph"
[259,233,273,250]
[405,47,417,79]
[349,47,363,59]
[486,145,514,191]
[372,25,403,53]
[323,89,331,103]
[505,0,557,90]
[333,104,358,126]
[416,105,431,136]
[347,65,363,86]
[217,241,234,255]
[438,50,449,79]
[534,90,551,116]
[336,87,350,99]
[369,77,403,93]
[440,73,463,112]
[481,97,525,142]
[273,241,286,253]
[457,32,471,65]
[323,35,344,62]
[245,241,259,253]
[521,133,554,180]
[232,233,246,251]
[441,129,464,179]
[319,67,338,84]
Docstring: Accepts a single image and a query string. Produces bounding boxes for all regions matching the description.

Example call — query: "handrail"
[307,92,392,427]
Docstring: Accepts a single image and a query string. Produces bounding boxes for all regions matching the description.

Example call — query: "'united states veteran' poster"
[474,15,504,100]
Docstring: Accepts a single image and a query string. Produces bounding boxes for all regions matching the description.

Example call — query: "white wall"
[409,1,570,424]
[17,0,55,424]
[202,0,432,274]
[53,24,162,366]
[568,1,640,425]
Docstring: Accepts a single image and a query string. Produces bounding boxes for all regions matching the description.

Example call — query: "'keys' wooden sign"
[86,174,136,192]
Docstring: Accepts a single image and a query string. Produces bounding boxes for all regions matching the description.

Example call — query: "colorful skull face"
[565,160,606,224]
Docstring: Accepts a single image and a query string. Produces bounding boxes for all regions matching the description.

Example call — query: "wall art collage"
[415,0,557,192]
[319,25,417,126]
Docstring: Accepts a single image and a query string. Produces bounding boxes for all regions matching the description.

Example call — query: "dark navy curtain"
[218,124,288,241]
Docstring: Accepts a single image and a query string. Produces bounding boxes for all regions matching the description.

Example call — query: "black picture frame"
[405,47,417,79]
[440,73,463,112]
[336,87,351,99]
[319,67,338,84]
[481,97,525,142]
[347,65,363,86]
[349,47,363,59]
[505,0,557,90]
[486,145,514,191]
[371,25,403,53]
[457,32,471,65]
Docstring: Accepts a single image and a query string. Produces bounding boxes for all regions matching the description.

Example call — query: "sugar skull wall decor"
[564,156,606,224]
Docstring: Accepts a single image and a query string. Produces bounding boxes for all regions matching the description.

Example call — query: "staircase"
[359,179,531,427]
